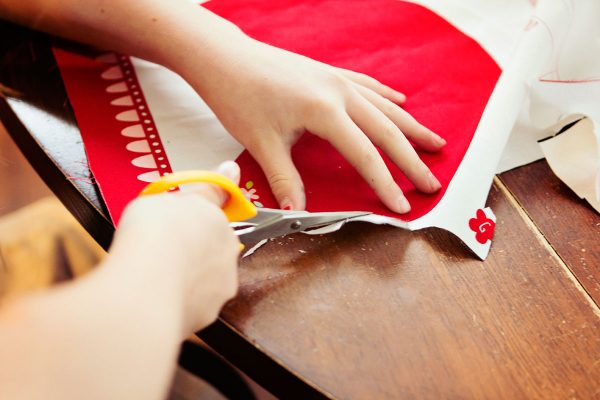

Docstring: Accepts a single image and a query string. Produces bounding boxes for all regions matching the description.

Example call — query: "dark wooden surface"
[500,159,600,305]
[2,21,599,399]
[221,182,600,399]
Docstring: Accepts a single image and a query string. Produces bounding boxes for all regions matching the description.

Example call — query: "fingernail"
[428,171,442,191]
[433,133,446,146]
[216,160,240,181]
[280,198,294,211]
[395,92,407,103]
[396,196,411,213]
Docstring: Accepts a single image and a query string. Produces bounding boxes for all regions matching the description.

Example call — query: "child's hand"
[10,0,444,215]
[109,161,241,335]
[180,33,446,214]
[5,0,444,215]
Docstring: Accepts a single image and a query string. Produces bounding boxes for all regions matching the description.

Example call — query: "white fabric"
[498,0,600,176]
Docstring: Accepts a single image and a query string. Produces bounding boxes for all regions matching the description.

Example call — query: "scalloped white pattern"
[96,53,173,182]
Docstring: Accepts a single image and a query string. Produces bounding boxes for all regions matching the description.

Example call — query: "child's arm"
[0,164,241,400]
[0,0,445,213]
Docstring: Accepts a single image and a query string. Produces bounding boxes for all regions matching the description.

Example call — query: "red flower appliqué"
[469,209,495,244]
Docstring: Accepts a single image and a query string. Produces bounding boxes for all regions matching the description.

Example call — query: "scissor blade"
[236,210,371,248]
[283,211,371,231]
[241,208,302,225]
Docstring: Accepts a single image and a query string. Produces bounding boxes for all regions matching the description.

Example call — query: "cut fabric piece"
[540,118,600,212]
[54,0,541,258]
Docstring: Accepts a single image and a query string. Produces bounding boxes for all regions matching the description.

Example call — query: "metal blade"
[236,210,370,249]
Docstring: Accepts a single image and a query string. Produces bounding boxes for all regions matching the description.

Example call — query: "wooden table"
[2,22,599,399]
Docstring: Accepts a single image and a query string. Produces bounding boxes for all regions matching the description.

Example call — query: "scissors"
[140,170,371,250]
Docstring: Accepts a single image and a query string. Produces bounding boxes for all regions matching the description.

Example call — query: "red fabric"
[206,0,501,220]
[53,49,171,223]
[54,0,500,223]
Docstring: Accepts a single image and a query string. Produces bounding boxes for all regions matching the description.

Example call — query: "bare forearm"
[0,183,240,400]
[0,252,183,400]
[0,0,242,72]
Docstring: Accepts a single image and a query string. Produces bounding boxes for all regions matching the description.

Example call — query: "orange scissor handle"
[139,170,257,222]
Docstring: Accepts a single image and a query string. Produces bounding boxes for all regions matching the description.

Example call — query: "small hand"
[186,35,446,214]
[111,161,241,334]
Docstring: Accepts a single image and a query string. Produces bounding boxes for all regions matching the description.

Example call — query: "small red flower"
[469,209,495,244]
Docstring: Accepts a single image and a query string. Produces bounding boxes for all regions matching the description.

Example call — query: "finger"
[348,94,442,194]
[336,68,407,104]
[311,113,411,213]
[354,84,446,152]
[216,160,241,185]
[251,139,306,211]
[179,161,241,206]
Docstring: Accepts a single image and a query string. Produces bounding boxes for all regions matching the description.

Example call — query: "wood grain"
[500,160,600,306]
[214,184,600,399]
